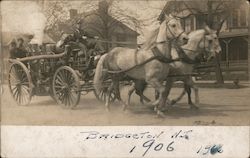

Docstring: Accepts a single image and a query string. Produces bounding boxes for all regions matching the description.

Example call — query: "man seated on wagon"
[16,38,29,56]
[9,38,27,59]
[72,20,89,58]
[72,20,104,59]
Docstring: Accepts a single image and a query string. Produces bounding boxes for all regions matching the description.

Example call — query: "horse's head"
[200,26,221,61]
[56,33,74,48]
[163,14,189,45]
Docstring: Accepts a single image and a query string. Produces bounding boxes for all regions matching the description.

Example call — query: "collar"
[152,46,180,63]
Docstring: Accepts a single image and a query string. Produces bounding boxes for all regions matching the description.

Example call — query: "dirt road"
[1,83,250,126]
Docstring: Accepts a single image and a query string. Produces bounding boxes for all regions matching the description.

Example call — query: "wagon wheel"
[8,61,33,106]
[93,84,116,103]
[52,66,80,109]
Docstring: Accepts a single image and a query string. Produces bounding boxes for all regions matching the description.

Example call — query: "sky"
[71,0,168,43]
[1,0,168,44]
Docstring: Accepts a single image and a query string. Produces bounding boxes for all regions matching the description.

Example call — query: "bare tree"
[38,1,69,40]
[76,0,145,49]
[161,0,244,84]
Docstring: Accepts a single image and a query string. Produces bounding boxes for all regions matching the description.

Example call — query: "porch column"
[222,39,232,75]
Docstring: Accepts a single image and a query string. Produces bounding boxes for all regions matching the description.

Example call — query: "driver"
[73,20,90,58]
[73,20,101,60]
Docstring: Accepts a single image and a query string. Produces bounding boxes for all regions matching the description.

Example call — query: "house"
[57,0,139,51]
[158,0,250,80]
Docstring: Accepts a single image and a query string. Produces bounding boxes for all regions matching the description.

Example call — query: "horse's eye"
[172,24,176,28]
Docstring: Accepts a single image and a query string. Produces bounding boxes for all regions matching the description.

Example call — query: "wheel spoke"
[53,67,80,107]
[9,72,19,82]
[18,88,21,104]
[56,74,65,85]
[21,86,30,96]
[66,92,70,106]
[9,63,31,106]
[13,87,19,101]
[69,91,77,105]
[20,87,28,104]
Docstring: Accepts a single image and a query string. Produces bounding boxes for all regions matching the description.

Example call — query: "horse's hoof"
[166,99,171,105]
[105,106,110,112]
[157,110,166,118]
[161,106,170,112]
[123,109,129,114]
[190,104,199,110]
[170,100,177,106]
[154,106,158,112]
[122,107,127,111]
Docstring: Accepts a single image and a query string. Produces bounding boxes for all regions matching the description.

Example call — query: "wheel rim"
[53,66,80,108]
[8,63,32,106]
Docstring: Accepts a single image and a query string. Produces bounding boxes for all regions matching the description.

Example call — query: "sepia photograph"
[0,0,250,157]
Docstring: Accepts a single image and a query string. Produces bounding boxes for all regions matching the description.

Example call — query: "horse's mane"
[142,28,160,50]
[182,29,205,50]
[188,29,205,41]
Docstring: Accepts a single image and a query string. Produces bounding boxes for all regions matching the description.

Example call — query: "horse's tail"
[94,53,108,94]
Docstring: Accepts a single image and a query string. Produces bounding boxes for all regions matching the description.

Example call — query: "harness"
[106,18,206,74]
[174,44,200,64]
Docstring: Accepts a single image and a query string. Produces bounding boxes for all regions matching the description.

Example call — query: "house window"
[240,10,246,26]
[232,10,239,27]
[196,14,205,29]
[116,33,126,42]
[230,9,247,28]
[184,16,194,33]
[116,33,126,47]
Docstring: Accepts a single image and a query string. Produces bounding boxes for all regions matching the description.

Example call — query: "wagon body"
[8,43,113,108]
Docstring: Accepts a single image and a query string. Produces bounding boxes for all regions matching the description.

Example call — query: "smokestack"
[2,1,46,45]
[98,0,109,14]
[69,9,78,19]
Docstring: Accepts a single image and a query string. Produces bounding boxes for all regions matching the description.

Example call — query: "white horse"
[94,14,188,116]
[127,27,221,110]
[166,27,221,108]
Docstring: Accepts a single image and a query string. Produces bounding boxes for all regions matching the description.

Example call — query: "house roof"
[219,30,248,38]
[60,9,139,37]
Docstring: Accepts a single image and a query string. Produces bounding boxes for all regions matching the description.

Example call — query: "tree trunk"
[214,54,224,84]
[207,0,224,84]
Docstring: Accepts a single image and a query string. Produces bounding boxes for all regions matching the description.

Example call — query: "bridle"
[155,17,185,45]
[176,32,216,64]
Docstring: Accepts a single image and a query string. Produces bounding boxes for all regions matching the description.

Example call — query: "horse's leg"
[193,85,199,104]
[185,82,199,110]
[114,80,128,111]
[127,82,135,105]
[145,78,165,111]
[185,84,192,104]
[105,82,114,112]
[140,94,151,103]
[170,87,186,106]
[134,80,149,104]
[155,90,159,99]
[157,79,174,117]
